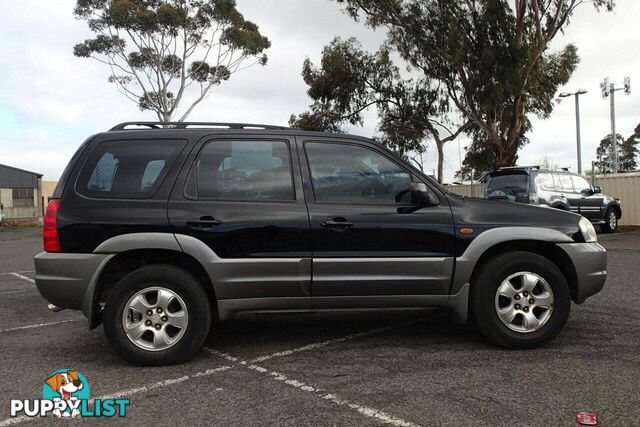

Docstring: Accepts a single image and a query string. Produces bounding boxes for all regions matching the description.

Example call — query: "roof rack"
[497,165,540,170]
[110,121,289,131]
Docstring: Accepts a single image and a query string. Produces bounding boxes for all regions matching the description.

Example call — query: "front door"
[168,136,312,300]
[571,175,604,220]
[298,138,455,297]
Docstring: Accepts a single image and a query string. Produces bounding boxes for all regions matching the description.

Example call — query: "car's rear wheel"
[103,265,211,365]
[471,251,570,349]
[602,208,618,233]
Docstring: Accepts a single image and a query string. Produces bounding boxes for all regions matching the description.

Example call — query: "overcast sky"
[0,0,638,182]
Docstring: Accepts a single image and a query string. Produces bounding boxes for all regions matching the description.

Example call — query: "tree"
[596,133,624,173]
[73,0,270,122]
[290,37,470,183]
[334,0,614,167]
[620,123,640,171]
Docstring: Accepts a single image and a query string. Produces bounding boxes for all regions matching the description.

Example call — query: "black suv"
[35,122,607,365]
[484,166,622,233]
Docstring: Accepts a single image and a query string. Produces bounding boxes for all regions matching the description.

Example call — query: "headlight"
[578,217,597,243]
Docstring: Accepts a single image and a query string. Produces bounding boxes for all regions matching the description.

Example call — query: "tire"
[602,207,618,233]
[103,265,212,366]
[471,251,570,349]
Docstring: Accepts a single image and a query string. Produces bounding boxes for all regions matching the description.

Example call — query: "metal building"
[0,164,43,224]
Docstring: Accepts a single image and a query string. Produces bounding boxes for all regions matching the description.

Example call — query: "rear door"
[168,135,312,300]
[298,137,455,297]
[571,174,604,220]
[556,173,581,213]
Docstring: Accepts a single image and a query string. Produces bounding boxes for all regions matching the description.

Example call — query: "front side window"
[193,140,294,201]
[305,142,412,204]
[557,174,574,192]
[571,175,592,193]
[78,139,185,198]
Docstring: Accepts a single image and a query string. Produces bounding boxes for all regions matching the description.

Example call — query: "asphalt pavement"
[0,228,638,426]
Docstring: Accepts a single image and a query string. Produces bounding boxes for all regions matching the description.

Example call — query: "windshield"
[486,174,529,194]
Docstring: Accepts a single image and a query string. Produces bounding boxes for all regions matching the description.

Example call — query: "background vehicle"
[484,166,622,233]
[35,123,607,365]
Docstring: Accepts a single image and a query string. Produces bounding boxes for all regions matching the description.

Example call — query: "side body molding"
[451,226,574,296]
[93,232,182,253]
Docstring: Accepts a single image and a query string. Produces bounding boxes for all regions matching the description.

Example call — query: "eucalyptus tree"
[73,0,270,122]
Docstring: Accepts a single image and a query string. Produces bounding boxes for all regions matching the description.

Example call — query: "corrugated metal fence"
[446,173,640,226]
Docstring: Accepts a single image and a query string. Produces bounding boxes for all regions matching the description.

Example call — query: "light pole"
[559,90,588,174]
[601,77,631,173]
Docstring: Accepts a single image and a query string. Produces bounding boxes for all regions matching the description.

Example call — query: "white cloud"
[0,0,638,182]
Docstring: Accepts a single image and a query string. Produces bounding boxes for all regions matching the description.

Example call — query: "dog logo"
[42,369,90,418]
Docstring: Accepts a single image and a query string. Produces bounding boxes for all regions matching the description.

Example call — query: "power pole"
[602,77,631,173]
[559,90,587,174]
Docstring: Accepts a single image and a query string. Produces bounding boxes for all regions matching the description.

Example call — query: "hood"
[448,194,581,233]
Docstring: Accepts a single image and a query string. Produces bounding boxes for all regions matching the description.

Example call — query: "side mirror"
[411,182,439,207]
[593,185,602,194]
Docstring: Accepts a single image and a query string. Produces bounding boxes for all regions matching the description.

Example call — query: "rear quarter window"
[76,139,186,199]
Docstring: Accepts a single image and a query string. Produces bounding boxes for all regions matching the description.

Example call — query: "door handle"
[320,218,354,230]
[186,216,223,228]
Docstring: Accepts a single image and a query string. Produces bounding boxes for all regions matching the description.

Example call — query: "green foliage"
[334,0,613,168]
[596,124,640,173]
[290,37,466,182]
[73,0,270,121]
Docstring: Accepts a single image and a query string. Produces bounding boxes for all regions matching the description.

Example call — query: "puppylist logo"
[10,369,129,419]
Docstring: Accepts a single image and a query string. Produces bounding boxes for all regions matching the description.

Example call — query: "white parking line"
[7,273,35,284]
[0,319,81,334]
[0,316,427,425]
[0,289,36,296]
[0,270,34,276]
[0,365,234,426]
[206,348,419,427]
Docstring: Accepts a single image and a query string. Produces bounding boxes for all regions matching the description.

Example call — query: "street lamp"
[558,89,588,174]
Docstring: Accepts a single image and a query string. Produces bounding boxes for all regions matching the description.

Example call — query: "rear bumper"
[558,242,607,303]
[34,252,113,320]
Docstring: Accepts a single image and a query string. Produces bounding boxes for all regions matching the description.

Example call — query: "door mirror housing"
[593,185,602,194]
[411,182,439,207]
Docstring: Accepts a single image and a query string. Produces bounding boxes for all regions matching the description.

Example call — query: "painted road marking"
[0,319,81,334]
[205,348,419,427]
[0,289,36,296]
[8,273,35,284]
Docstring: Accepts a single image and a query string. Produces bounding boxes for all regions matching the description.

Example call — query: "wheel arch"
[86,233,218,329]
[450,227,579,323]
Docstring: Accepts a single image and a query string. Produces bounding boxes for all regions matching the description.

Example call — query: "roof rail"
[109,122,289,131]
[497,165,540,170]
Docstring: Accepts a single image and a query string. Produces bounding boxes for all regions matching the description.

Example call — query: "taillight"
[43,199,61,252]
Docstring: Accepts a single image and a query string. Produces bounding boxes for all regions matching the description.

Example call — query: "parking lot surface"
[0,229,638,426]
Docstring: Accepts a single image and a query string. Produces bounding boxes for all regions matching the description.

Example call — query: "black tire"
[103,265,212,366]
[602,207,618,233]
[471,251,570,349]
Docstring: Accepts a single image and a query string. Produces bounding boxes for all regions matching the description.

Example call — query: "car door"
[168,135,312,300]
[557,173,581,213]
[571,174,603,220]
[298,137,455,297]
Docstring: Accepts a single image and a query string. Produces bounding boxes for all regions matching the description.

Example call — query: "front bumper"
[558,242,607,303]
[34,252,113,320]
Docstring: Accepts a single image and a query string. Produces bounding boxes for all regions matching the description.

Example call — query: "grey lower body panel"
[34,252,113,318]
[558,242,607,303]
[217,284,470,323]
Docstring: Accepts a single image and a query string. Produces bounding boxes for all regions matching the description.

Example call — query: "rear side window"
[535,173,556,191]
[190,140,294,201]
[77,139,185,198]
[557,174,574,192]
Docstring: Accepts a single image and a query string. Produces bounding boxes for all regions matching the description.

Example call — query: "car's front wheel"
[103,265,212,366]
[602,208,618,233]
[471,251,570,349]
